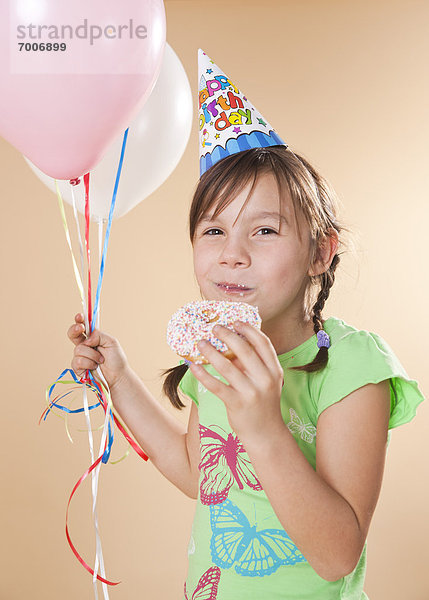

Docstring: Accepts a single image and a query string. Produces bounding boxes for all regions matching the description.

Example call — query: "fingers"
[198,323,283,391]
[67,314,107,350]
[72,343,104,376]
[68,313,87,346]
[214,324,275,382]
[189,362,234,402]
[233,321,282,373]
[196,337,253,394]
[84,329,105,349]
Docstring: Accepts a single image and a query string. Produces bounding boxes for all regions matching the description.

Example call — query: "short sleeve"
[313,330,425,429]
[178,362,199,406]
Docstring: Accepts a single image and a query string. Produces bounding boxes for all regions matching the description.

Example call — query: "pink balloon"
[0,0,165,179]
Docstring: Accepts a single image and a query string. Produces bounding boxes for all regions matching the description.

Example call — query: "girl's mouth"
[216,282,253,295]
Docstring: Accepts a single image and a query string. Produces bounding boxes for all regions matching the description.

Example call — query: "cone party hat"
[198,49,287,177]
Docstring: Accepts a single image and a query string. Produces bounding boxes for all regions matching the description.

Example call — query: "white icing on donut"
[166,301,261,364]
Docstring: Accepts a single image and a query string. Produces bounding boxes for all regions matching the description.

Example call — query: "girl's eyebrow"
[200,211,288,224]
[252,211,288,224]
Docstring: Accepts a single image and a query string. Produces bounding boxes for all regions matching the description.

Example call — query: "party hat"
[198,49,287,176]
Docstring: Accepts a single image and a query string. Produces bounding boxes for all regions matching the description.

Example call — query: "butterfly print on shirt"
[209,499,306,577]
[184,566,221,600]
[287,408,316,444]
[199,424,262,505]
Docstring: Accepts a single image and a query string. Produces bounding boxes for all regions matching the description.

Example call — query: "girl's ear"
[308,228,339,277]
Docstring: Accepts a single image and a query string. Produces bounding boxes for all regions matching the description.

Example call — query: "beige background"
[0,0,428,598]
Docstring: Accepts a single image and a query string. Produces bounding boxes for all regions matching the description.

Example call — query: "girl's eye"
[204,228,223,236]
[256,227,277,235]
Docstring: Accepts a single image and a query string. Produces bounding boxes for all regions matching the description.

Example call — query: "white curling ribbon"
[92,396,111,600]
[55,180,85,307]
[71,184,90,336]
[96,218,104,329]
[91,219,109,600]
[70,187,109,600]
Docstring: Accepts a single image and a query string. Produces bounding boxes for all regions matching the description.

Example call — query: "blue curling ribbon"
[44,369,100,421]
[46,130,129,463]
[88,369,114,464]
[89,129,129,461]
[45,369,114,463]
[91,128,129,332]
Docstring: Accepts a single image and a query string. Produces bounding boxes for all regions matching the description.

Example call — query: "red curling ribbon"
[38,386,82,425]
[66,452,120,586]
[46,374,148,584]
[112,413,149,461]
[83,172,92,332]
[53,160,148,585]
[82,375,149,462]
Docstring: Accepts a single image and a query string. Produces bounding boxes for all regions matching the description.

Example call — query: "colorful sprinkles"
[166,300,261,364]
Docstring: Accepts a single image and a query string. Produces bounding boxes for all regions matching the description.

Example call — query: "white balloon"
[24,43,193,221]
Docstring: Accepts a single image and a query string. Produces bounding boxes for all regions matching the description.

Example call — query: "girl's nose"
[218,236,250,267]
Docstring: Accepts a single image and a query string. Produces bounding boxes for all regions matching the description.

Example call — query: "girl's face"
[192,172,317,341]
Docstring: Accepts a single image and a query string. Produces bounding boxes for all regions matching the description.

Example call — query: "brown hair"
[163,146,350,408]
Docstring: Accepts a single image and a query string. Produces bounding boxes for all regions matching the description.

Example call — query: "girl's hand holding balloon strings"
[68,312,130,392]
[189,321,285,444]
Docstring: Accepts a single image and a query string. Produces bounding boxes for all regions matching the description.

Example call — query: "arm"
[190,322,391,581]
[109,367,201,499]
[241,380,390,581]
[68,313,200,499]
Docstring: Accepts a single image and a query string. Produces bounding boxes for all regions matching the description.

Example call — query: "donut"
[166,300,262,364]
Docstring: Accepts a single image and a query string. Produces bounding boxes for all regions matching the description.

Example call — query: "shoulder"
[321,316,407,375]
[324,316,393,350]
[312,317,425,427]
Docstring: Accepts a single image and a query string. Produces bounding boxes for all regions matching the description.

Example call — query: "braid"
[162,362,189,409]
[290,253,341,373]
[312,252,340,331]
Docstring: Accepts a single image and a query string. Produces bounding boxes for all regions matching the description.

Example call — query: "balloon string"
[84,172,92,332]
[43,370,149,459]
[52,179,148,462]
[91,128,129,331]
[71,184,90,337]
[42,372,149,586]
[50,129,147,590]
[81,171,110,597]
[65,451,120,587]
[57,174,112,590]
[43,369,120,586]
[97,220,103,329]
[88,369,148,463]
[55,180,85,305]
[92,218,109,599]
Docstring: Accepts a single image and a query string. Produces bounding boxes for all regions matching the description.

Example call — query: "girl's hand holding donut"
[189,321,285,445]
[67,313,129,390]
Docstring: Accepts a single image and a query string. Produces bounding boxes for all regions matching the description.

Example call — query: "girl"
[68,146,424,599]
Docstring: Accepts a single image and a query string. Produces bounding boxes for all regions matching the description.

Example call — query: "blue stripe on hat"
[237,134,252,152]
[210,144,228,165]
[200,130,287,176]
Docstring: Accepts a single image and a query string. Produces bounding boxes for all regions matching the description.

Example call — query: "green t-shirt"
[179,316,425,600]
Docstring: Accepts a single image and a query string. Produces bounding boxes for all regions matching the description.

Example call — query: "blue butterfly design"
[209,499,306,577]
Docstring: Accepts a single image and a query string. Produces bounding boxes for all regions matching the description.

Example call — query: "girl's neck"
[262,314,318,356]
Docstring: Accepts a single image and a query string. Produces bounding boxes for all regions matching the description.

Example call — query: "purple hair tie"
[316,329,330,349]
[184,359,191,366]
